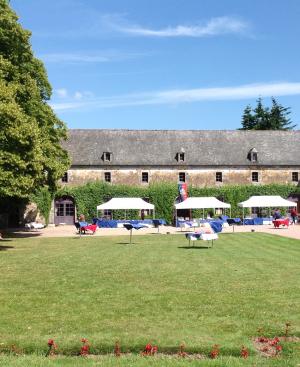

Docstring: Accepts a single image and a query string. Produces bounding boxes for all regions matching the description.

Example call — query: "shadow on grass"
[178,246,212,250]
[0,244,14,251]
[5,232,42,239]
[116,242,137,245]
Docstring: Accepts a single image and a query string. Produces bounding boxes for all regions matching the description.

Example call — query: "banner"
[178,183,188,202]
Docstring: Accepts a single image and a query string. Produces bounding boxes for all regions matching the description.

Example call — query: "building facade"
[2,129,298,227]
[62,129,300,187]
[48,129,300,225]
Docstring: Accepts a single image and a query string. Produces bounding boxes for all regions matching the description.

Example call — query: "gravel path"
[5,223,300,241]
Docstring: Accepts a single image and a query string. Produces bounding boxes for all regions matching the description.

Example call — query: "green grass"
[0,233,299,366]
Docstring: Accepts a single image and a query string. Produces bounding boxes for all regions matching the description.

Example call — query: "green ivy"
[30,187,53,225]
[55,182,300,223]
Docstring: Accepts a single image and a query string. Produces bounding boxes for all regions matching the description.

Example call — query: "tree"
[268,97,296,130]
[0,0,70,198]
[239,97,295,130]
[241,105,256,130]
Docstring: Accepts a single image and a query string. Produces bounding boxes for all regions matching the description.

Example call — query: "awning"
[175,197,231,210]
[238,196,296,208]
[97,198,154,210]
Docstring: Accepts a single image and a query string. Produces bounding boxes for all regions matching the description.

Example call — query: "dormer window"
[103,152,112,162]
[176,148,185,162]
[248,148,258,163]
[179,153,185,161]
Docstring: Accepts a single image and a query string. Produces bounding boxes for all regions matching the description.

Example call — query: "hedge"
[55,182,300,223]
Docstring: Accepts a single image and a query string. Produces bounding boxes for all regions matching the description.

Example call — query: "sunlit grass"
[0,233,299,365]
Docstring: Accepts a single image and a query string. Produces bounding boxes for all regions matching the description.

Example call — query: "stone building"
[51,129,300,225]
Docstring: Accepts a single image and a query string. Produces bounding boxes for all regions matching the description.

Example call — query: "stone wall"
[61,167,300,187]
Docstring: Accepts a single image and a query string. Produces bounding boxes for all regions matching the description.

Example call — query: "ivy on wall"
[30,187,53,225]
[55,182,300,223]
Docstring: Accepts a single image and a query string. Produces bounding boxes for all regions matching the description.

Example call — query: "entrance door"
[54,197,75,225]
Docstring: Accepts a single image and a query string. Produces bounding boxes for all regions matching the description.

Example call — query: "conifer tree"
[269,97,296,130]
[240,105,256,130]
[239,97,295,130]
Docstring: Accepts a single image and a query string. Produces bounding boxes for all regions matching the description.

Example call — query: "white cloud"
[39,51,149,64]
[50,82,300,111]
[40,53,110,63]
[52,89,94,106]
[74,92,83,100]
[55,88,68,98]
[108,16,249,38]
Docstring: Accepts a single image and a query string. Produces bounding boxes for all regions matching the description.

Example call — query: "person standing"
[290,208,298,224]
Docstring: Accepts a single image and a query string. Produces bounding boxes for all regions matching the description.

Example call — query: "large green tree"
[239,97,296,130]
[0,0,70,198]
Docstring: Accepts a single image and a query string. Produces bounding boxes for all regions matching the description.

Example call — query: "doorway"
[54,196,75,225]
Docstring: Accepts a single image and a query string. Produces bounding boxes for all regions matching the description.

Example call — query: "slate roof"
[63,129,300,167]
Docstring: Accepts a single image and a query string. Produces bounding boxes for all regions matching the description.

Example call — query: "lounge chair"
[79,223,97,234]
[25,222,45,230]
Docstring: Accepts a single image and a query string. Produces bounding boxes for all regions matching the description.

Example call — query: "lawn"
[0,232,299,366]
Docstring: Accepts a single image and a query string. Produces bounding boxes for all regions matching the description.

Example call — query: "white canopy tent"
[97,197,155,219]
[238,195,296,222]
[175,197,231,221]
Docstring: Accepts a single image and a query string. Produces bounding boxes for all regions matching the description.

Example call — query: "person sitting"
[79,214,86,222]
[273,209,281,220]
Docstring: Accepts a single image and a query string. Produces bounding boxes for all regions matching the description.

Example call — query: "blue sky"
[11,0,300,129]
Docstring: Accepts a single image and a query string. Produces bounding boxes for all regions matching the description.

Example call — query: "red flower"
[240,346,249,359]
[48,339,54,347]
[275,345,282,352]
[114,341,121,357]
[151,345,158,354]
[81,338,88,344]
[80,344,90,356]
[46,339,57,357]
[257,337,268,343]
[210,344,220,359]
[144,343,152,353]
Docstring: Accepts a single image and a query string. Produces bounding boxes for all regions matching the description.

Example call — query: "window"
[61,172,68,183]
[65,203,75,216]
[179,172,186,182]
[103,152,112,161]
[252,172,259,182]
[248,148,258,162]
[251,152,258,162]
[103,209,112,219]
[142,197,151,216]
[292,172,299,182]
[56,203,64,216]
[142,172,149,183]
[216,172,223,182]
[176,149,185,162]
[104,172,111,182]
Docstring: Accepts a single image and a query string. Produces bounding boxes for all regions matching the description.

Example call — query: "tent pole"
[202,208,204,219]
[175,209,177,228]
[153,208,155,219]
[243,207,244,224]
